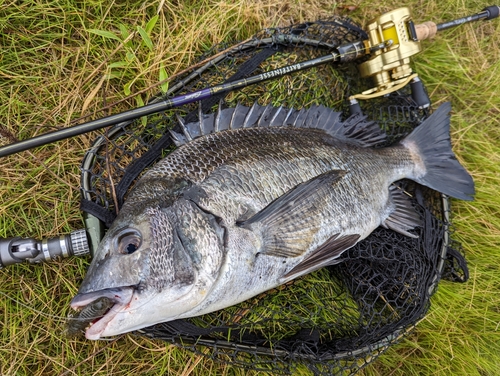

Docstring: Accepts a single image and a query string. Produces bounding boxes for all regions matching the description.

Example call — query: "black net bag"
[79,16,469,375]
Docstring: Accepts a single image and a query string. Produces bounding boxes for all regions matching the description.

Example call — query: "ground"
[0,1,499,375]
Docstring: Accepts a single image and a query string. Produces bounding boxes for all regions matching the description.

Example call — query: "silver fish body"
[70,102,474,339]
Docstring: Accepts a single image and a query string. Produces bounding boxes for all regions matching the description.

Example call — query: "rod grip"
[415,21,438,40]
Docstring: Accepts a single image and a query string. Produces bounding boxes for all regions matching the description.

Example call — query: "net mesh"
[79,16,468,375]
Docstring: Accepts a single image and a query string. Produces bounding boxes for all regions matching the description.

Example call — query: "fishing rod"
[0,41,375,158]
[0,5,498,159]
[0,5,498,268]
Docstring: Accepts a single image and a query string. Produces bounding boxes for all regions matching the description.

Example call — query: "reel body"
[359,7,422,92]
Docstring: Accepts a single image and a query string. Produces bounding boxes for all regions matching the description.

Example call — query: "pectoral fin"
[238,170,345,258]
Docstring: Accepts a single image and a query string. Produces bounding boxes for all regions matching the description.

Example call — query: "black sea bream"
[70,102,474,339]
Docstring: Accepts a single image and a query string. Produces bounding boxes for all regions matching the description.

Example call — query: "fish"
[69,101,474,339]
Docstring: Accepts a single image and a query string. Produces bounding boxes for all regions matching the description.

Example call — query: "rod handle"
[415,5,499,41]
[415,21,438,40]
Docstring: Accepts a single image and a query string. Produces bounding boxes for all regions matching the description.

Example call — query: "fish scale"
[174,127,397,226]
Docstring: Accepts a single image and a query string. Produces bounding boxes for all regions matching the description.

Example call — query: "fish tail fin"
[401,102,475,201]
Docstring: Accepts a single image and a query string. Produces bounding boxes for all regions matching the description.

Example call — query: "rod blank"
[0,51,345,158]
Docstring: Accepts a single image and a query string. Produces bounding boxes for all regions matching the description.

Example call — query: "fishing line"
[0,288,150,341]
[0,290,77,322]
[0,287,172,330]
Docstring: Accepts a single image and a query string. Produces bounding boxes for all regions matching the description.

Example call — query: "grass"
[1,0,499,375]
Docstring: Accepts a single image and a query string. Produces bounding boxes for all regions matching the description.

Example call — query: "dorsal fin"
[256,104,275,127]
[243,102,263,128]
[169,114,192,146]
[269,105,287,126]
[171,102,386,147]
[214,100,223,132]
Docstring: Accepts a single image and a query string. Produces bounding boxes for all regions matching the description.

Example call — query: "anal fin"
[382,185,422,238]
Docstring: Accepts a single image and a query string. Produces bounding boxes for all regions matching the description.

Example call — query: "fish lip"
[70,287,134,340]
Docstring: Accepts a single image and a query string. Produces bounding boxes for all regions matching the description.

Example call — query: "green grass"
[1,0,499,375]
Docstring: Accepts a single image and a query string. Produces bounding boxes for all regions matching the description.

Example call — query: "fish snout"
[69,287,135,339]
[70,286,134,310]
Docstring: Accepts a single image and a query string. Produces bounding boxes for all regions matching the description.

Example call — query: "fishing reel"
[351,7,431,111]
[348,5,500,114]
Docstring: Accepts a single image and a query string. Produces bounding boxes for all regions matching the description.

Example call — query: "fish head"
[70,198,225,339]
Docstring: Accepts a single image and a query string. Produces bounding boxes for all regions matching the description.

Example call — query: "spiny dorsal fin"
[177,113,194,141]
[256,104,275,127]
[169,129,186,147]
[243,102,262,128]
[269,105,287,126]
[214,100,223,132]
[171,102,386,147]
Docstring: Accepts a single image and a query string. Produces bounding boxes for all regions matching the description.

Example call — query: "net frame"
[78,15,467,375]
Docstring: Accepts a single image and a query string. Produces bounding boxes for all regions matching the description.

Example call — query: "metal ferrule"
[41,239,52,262]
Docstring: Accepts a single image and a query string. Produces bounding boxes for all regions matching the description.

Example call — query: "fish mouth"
[70,287,134,339]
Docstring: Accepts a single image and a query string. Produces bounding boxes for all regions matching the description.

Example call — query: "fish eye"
[115,228,142,255]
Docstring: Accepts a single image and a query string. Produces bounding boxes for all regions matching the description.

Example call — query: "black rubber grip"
[483,5,500,20]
